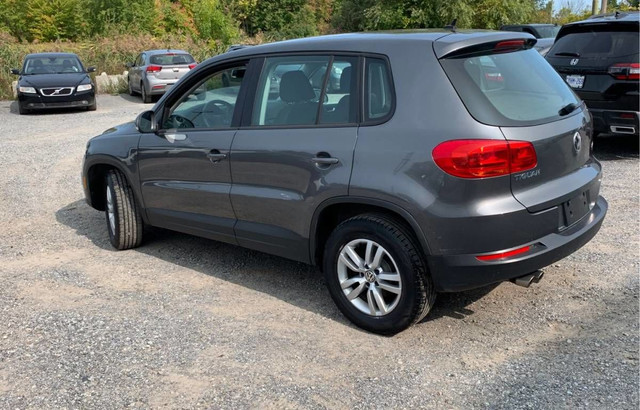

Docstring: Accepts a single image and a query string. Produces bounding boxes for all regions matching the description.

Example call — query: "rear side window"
[550,30,639,59]
[365,58,394,121]
[149,53,195,65]
[441,48,580,126]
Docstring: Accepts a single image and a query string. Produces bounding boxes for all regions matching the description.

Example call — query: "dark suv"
[546,12,639,137]
[82,31,607,334]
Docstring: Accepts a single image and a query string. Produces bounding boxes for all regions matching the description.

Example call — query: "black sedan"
[11,52,97,115]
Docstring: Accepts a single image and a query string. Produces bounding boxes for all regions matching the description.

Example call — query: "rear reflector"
[432,139,537,179]
[494,40,526,53]
[608,63,640,80]
[146,65,162,73]
[476,245,531,261]
[188,63,197,69]
[619,113,635,119]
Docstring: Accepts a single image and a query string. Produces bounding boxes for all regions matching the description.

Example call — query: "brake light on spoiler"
[432,139,537,179]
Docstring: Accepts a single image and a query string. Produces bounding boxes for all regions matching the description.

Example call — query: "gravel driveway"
[0,95,638,409]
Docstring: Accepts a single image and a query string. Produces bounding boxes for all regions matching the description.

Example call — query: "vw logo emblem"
[573,132,582,153]
[570,58,579,66]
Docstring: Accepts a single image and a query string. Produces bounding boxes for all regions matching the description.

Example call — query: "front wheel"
[18,103,29,115]
[323,214,436,335]
[105,169,143,250]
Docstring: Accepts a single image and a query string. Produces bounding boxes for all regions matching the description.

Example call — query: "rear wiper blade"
[554,52,580,57]
[559,103,578,116]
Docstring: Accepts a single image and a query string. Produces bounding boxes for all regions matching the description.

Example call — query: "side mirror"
[87,67,96,73]
[135,110,157,133]
[10,69,20,75]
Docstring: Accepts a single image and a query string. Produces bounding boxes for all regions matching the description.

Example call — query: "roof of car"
[144,49,191,55]
[25,52,80,59]
[215,30,534,61]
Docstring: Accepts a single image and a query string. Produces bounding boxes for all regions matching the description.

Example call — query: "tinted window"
[365,58,393,121]
[163,65,246,129]
[150,53,195,65]
[319,57,358,124]
[441,48,580,126]
[251,56,330,126]
[23,57,83,74]
[550,30,639,59]
[535,26,560,39]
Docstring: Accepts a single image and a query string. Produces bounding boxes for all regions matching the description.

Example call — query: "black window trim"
[361,54,396,126]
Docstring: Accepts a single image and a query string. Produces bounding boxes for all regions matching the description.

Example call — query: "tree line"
[0,0,638,45]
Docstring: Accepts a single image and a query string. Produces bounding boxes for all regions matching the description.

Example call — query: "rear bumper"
[428,196,607,292]
[588,108,639,136]
[146,76,178,95]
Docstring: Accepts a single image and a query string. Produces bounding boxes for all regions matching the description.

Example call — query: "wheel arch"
[85,156,144,219]
[310,197,432,268]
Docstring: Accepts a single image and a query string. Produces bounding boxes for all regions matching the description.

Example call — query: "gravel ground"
[0,94,638,409]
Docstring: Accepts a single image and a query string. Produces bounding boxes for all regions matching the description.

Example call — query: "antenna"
[444,19,458,32]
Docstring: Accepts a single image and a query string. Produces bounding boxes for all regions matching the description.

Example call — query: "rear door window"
[441,48,580,126]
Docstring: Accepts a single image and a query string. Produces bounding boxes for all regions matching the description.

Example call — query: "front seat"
[276,71,318,125]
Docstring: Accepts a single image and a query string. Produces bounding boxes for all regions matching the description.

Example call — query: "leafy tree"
[26,0,87,41]
[193,0,239,44]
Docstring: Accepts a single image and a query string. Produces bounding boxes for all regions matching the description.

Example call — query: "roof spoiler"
[433,32,536,59]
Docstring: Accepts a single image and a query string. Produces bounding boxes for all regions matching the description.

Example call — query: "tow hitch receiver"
[512,270,544,288]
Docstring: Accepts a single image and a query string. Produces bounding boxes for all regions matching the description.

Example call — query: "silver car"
[127,49,196,103]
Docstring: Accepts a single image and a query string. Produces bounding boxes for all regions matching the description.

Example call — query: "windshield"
[536,26,560,39]
[149,53,195,65]
[550,30,639,59]
[23,57,83,74]
[441,48,580,126]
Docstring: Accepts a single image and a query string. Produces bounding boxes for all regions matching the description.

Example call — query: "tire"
[105,169,143,250]
[128,77,135,96]
[323,213,436,335]
[18,103,29,115]
[87,101,97,111]
[141,82,152,103]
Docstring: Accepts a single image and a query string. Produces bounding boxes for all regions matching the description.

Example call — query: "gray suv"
[82,31,607,334]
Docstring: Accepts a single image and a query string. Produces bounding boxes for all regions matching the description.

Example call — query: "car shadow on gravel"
[8,100,92,116]
[57,199,502,329]
[593,134,639,161]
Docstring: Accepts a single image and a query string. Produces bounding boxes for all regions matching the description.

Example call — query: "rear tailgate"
[545,23,639,111]
[501,112,600,216]
[438,34,602,221]
[156,64,192,81]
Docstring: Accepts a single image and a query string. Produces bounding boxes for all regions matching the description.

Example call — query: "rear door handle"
[207,149,227,163]
[311,157,339,165]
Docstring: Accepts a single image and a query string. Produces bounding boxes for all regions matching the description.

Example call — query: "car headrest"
[279,71,315,103]
[340,66,352,93]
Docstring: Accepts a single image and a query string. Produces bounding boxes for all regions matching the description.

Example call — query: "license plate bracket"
[563,191,590,226]
[565,75,585,89]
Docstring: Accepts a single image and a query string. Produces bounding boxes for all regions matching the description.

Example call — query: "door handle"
[311,157,339,165]
[164,133,186,143]
[207,149,227,163]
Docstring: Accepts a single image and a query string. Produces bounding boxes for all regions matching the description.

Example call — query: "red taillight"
[188,63,197,69]
[608,63,640,80]
[494,40,525,53]
[432,139,537,179]
[146,65,162,73]
[620,113,635,119]
[476,245,531,261]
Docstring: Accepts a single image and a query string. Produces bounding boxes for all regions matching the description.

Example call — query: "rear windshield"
[149,53,195,65]
[441,48,580,126]
[550,30,639,59]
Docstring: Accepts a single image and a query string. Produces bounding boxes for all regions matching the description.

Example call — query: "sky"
[553,0,592,12]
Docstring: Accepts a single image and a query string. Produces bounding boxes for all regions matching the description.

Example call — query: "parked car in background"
[82,31,606,334]
[546,11,639,137]
[11,52,96,115]
[127,50,197,103]
[500,24,560,55]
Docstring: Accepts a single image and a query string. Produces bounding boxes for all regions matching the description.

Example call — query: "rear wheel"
[128,77,135,96]
[141,82,152,103]
[105,169,143,250]
[323,214,436,335]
